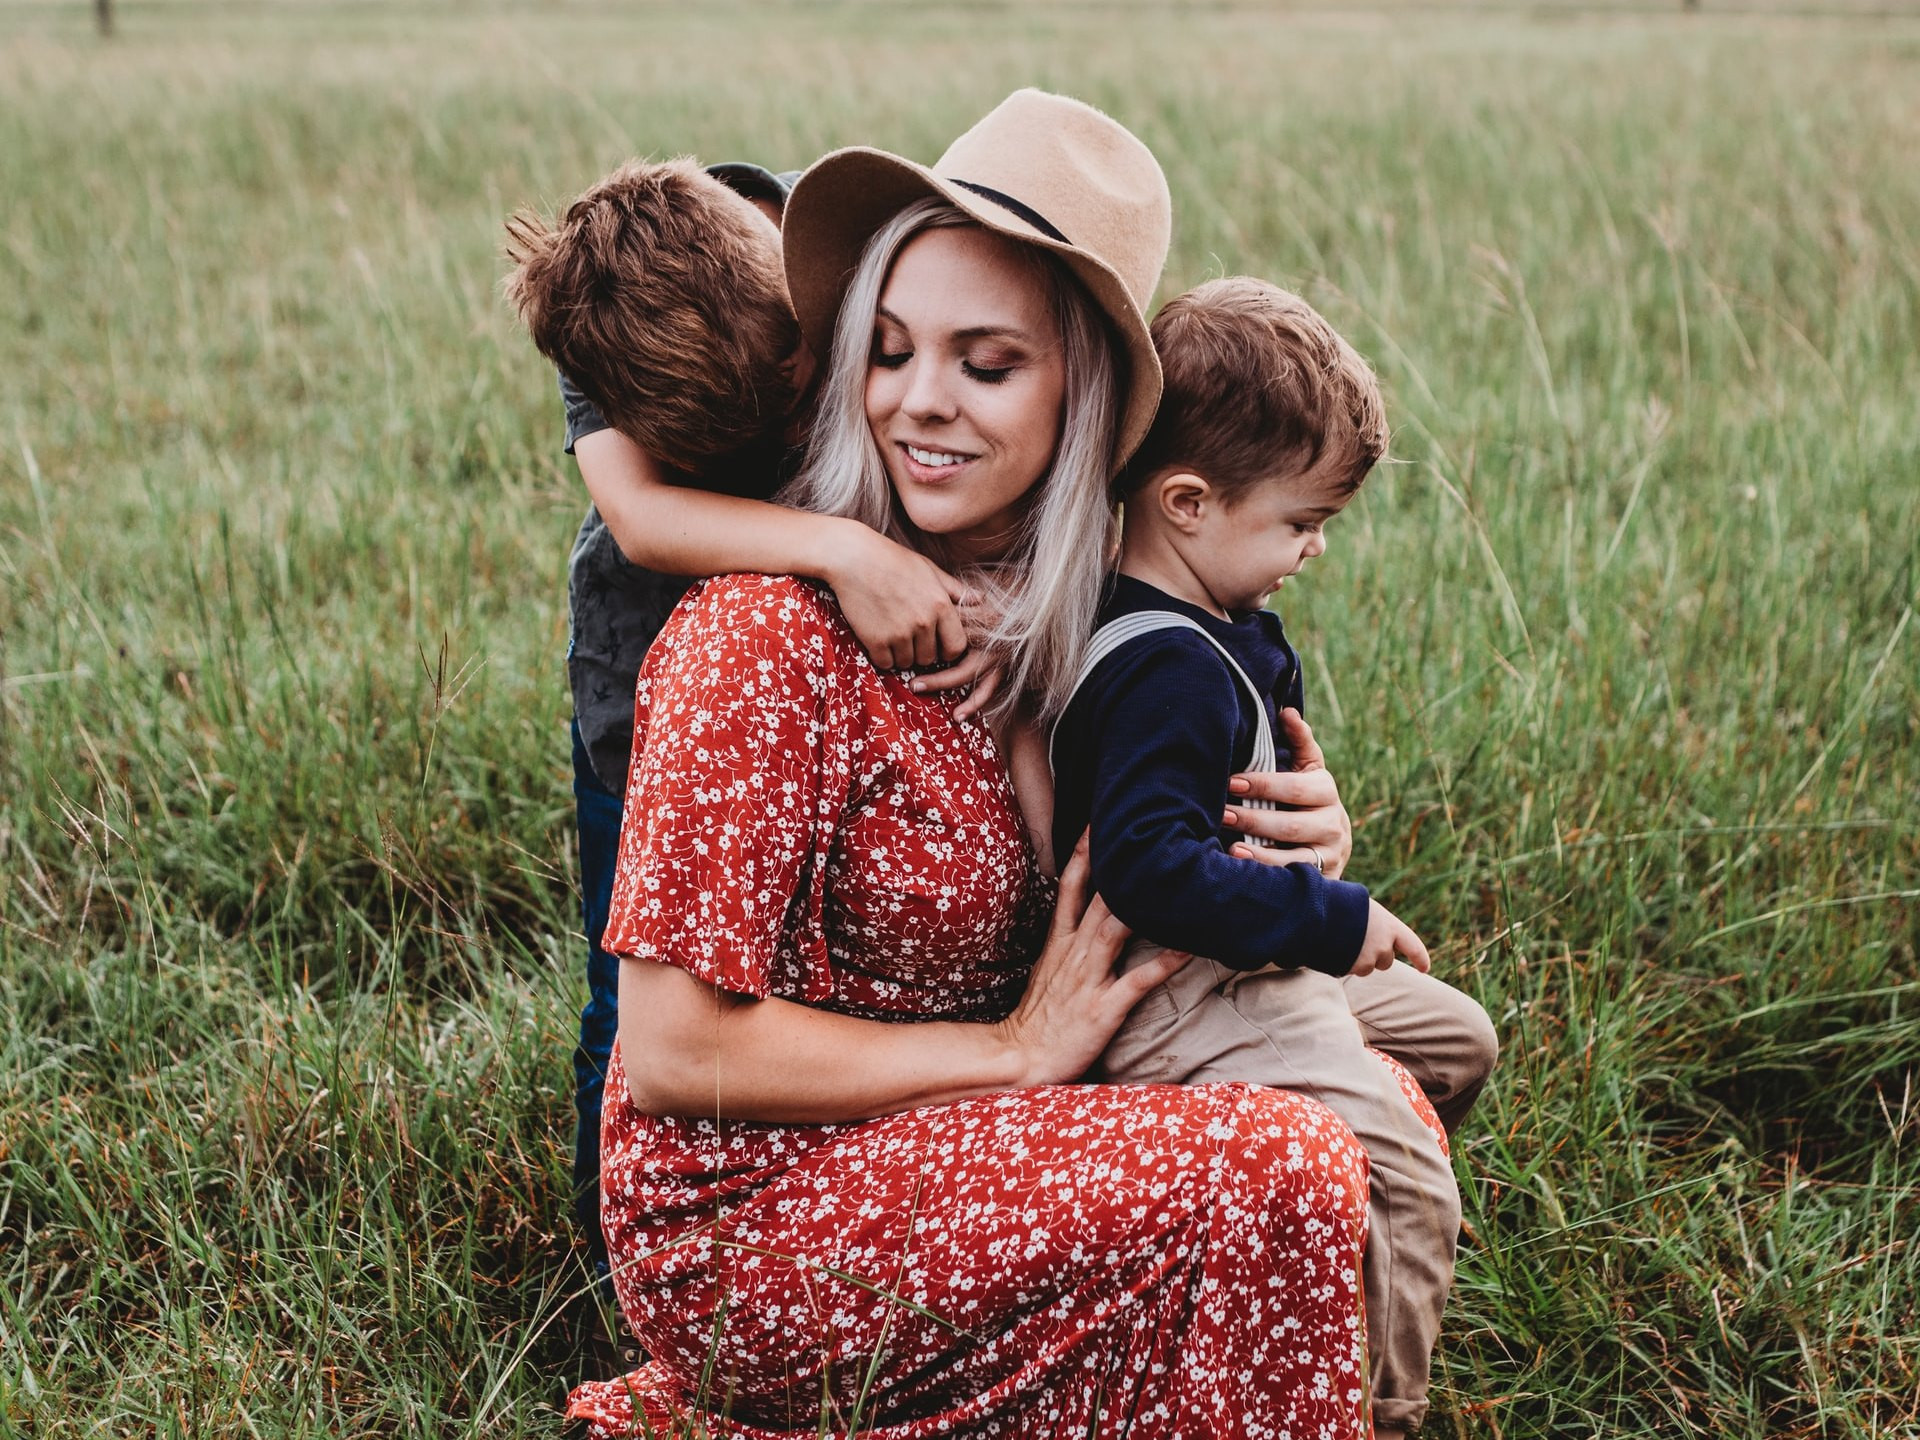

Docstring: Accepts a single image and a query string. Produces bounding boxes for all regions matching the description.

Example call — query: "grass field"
[3,2,1918,1436]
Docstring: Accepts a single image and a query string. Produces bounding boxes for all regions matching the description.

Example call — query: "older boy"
[1049,278,1498,1439]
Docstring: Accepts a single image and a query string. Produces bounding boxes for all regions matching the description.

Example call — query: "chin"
[894,495,973,537]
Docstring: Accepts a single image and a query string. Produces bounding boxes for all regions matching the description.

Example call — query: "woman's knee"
[1207,1085,1370,1230]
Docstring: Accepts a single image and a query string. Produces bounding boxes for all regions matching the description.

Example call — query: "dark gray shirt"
[561,163,801,792]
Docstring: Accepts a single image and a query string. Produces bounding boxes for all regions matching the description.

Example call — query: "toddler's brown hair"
[504,158,800,475]
[1123,277,1387,499]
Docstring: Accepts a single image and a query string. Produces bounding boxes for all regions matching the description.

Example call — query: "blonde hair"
[781,198,1120,722]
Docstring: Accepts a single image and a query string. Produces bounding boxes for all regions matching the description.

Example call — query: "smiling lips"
[899,441,979,481]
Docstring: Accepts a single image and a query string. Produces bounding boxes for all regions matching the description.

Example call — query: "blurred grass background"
[3,2,1918,1436]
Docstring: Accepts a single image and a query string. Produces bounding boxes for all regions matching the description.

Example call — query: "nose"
[1303,530,1327,560]
[901,355,959,425]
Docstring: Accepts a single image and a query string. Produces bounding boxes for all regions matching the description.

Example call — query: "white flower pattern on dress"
[566,575,1426,1440]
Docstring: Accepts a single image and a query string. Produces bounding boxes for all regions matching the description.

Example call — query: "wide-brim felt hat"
[783,89,1172,467]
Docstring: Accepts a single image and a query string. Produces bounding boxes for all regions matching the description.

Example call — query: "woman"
[567,91,1376,1439]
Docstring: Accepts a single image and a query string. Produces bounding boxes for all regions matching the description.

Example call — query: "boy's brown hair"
[504,158,800,475]
[1122,277,1388,499]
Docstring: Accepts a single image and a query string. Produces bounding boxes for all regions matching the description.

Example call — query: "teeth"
[906,444,970,468]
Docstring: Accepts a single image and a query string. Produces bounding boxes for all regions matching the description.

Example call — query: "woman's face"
[864,226,1067,561]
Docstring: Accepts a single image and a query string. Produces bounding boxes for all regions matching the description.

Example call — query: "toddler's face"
[1195,455,1354,612]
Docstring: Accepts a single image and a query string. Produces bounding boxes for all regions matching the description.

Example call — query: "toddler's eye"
[1292,522,1322,536]
[962,361,1014,385]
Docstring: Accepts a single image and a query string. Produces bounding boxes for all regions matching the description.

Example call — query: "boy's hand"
[826,525,972,672]
[1351,899,1430,978]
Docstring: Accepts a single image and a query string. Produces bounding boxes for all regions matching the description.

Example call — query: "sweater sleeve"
[1079,633,1370,975]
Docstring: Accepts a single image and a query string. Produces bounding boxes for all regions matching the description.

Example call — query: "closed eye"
[962,361,1014,384]
[872,347,911,369]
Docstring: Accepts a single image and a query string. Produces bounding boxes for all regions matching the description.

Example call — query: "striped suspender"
[1051,610,1283,847]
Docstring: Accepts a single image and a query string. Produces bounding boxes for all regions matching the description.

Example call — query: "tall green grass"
[3,3,1917,1435]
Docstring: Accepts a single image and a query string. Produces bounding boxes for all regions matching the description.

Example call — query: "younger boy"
[505,157,981,1322]
[1049,278,1498,1439]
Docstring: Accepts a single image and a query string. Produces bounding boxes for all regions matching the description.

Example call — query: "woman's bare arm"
[620,964,1027,1122]
[619,839,1188,1124]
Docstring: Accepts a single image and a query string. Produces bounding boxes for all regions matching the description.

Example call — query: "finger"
[939,567,981,609]
[912,647,991,694]
[1228,768,1339,808]
[1081,892,1132,950]
[953,663,1002,721]
[1116,947,1190,999]
[1051,831,1094,936]
[1228,842,1319,869]
[871,641,900,673]
[1277,707,1326,770]
[1223,802,1340,850]
[1348,951,1377,978]
[1399,926,1432,974]
[934,604,969,664]
[911,623,940,670]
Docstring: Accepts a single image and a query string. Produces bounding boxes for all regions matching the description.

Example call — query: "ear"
[1154,471,1213,534]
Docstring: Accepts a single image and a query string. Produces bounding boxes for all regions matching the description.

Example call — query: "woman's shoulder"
[652,573,863,671]
[681,571,849,630]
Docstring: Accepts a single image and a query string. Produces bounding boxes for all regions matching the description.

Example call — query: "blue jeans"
[571,721,624,1279]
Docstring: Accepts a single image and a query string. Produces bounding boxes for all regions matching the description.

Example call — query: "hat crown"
[933,89,1170,312]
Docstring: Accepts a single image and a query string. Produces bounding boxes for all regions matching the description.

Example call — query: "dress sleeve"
[600,574,852,1002]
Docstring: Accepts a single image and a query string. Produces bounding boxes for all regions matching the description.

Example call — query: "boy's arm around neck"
[575,425,858,580]
[573,426,970,670]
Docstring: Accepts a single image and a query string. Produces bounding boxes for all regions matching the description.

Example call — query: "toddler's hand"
[1352,899,1431,977]
[829,528,972,672]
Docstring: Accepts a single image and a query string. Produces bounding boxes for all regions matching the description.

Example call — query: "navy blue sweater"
[1049,575,1371,976]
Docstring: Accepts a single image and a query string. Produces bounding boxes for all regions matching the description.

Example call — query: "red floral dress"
[565,574,1399,1440]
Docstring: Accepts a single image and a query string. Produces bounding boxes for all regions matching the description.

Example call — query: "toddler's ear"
[1156,471,1212,531]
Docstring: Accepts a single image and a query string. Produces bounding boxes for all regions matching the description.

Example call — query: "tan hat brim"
[783,146,1162,469]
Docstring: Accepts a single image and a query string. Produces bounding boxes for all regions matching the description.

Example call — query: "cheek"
[864,367,901,429]
[999,375,1066,462]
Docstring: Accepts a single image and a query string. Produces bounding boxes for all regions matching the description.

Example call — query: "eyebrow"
[875,306,1035,345]
[1293,504,1341,520]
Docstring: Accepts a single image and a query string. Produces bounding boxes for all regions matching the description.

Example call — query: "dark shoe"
[579,1289,645,1381]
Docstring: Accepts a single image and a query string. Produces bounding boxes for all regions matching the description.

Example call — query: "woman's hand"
[995,834,1189,1085]
[825,524,973,672]
[1224,707,1354,878]
[910,644,1008,721]
[911,591,1007,720]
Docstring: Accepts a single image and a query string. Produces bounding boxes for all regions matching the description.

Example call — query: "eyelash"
[870,349,1015,384]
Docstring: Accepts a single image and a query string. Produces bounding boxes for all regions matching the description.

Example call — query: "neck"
[943,523,1021,569]
[1117,522,1228,618]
